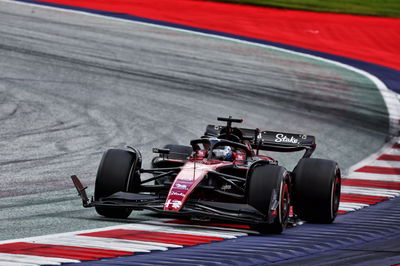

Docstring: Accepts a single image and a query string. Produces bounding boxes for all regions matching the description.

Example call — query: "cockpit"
[191,138,249,162]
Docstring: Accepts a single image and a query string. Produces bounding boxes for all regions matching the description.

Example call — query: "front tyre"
[95,149,141,218]
[293,158,341,223]
[247,164,290,234]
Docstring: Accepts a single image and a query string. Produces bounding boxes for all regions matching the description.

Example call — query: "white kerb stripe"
[382,148,400,155]
[69,235,175,250]
[368,160,400,168]
[28,236,157,253]
[341,186,400,197]
[346,172,400,182]
[338,205,366,212]
[339,202,369,209]
[0,262,35,266]
[338,205,364,212]
[0,252,79,265]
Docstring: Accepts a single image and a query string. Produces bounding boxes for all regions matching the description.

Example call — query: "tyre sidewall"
[293,158,341,223]
[247,164,290,233]
[94,149,139,218]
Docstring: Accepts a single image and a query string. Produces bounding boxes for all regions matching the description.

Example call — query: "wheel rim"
[330,173,341,218]
[280,181,290,225]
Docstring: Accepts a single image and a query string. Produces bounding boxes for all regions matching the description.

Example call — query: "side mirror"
[152,148,170,155]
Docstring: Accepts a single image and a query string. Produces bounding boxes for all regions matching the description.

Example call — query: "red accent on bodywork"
[234,153,246,161]
[195,150,208,160]
[163,160,229,212]
[80,229,224,246]
[0,242,132,261]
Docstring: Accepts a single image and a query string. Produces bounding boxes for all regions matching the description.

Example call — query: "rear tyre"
[293,158,341,223]
[247,164,290,234]
[95,149,141,218]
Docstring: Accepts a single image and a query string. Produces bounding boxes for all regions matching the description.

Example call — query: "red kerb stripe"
[340,193,382,204]
[340,193,388,201]
[392,143,400,149]
[340,197,378,205]
[80,229,224,246]
[0,242,132,261]
[355,166,400,175]
[342,179,400,190]
[377,154,400,161]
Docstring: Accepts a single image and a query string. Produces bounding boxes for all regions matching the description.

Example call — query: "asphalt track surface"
[0,0,391,255]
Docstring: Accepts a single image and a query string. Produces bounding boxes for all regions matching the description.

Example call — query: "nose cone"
[163,161,221,212]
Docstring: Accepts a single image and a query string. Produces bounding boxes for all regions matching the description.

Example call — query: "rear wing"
[205,125,316,158]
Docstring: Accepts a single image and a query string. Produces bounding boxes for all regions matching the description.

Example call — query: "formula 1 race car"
[72,117,341,233]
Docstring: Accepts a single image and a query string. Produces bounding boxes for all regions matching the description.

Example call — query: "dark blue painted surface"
[61,197,400,265]
[13,0,400,94]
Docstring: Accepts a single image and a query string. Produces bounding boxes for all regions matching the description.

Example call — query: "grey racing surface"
[0,0,389,244]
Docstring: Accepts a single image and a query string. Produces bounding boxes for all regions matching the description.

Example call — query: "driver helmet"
[212,145,233,161]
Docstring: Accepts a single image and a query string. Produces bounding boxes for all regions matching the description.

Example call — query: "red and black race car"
[72,117,341,233]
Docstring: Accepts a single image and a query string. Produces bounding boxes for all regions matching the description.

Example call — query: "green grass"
[208,0,400,18]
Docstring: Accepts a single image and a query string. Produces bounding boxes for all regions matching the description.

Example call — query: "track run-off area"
[1,0,400,265]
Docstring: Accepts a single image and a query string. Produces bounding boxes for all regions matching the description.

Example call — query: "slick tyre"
[293,158,341,223]
[247,164,290,234]
[95,149,141,218]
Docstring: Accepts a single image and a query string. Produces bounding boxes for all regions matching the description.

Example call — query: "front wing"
[86,191,272,225]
